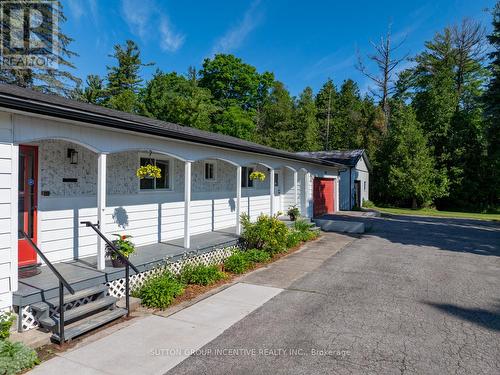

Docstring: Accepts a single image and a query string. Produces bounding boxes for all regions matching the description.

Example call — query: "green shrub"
[0,340,40,375]
[362,199,375,208]
[292,218,320,242]
[240,213,289,254]
[292,218,313,232]
[0,312,15,340]
[303,229,320,241]
[243,249,271,263]
[179,264,226,286]
[286,231,302,248]
[224,252,250,274]
[134,271,184,309]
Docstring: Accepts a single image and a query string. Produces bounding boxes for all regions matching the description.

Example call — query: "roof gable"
[297,149,371,171]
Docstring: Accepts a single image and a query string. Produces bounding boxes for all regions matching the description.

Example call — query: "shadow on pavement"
[320,213,500,257]
[424,300,500,331]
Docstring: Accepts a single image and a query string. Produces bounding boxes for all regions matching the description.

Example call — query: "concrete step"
[39,296,118,329]
[51,308,127,343]
[313,219,365,234]
[30,284,109,313]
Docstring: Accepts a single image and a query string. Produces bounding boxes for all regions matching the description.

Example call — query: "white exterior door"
[273,171,282,214]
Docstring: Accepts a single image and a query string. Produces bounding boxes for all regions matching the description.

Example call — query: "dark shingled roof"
[0,83,344,168]
[296,150,371,170]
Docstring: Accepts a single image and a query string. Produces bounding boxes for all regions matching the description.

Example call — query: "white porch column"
[304,172,310,218]
[183,161,192,249]
[269,168,275,216]
[293,170,298,206]
[97,153,107,270]
[236,166,242,235]
[10,144,19,292]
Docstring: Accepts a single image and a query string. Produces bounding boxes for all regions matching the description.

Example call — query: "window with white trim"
[139,157,171,190]
[241,166,254,188]
[204,161,216,181]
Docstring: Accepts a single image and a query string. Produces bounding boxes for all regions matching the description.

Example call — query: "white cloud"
[159,16,185,52]
[66,0,98,24]
[66,0,83,20]
[121,0,185,52]
[212,0,263,54]
[121,0,152,39]
[304,51,356,81]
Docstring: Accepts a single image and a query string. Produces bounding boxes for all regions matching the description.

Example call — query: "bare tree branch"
[355,23,409,128]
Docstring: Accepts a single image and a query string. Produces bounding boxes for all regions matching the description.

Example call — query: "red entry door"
[18,145,38,267]
[313,178,335,217]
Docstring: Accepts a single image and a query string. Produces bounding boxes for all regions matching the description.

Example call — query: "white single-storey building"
[0,84,345,339]
[297,150,371,210]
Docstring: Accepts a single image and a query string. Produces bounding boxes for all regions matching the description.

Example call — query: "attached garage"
[313,178,336,216]
[298,150,371,211]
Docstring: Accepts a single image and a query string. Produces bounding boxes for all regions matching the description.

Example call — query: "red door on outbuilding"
[313,178,335,217]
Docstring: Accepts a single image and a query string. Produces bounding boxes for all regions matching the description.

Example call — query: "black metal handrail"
[19,230,75,343]
[81,221,138,316]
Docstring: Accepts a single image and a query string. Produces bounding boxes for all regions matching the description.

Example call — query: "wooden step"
[39,296,118,329]
[51,308,127,343]
[30,284,109,313]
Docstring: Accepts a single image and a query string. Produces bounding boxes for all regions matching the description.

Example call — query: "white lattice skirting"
[19,245,237,331]
[107,245,237,298]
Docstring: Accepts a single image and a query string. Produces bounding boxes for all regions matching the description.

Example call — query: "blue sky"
[62,0,496,96]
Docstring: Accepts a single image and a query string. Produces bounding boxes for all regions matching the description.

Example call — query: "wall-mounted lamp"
[67,148,78,164]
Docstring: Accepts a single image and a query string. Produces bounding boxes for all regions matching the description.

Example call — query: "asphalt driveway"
[168,215,500,374]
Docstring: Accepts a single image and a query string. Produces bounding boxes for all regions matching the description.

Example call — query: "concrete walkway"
[30,283,282,375]
[29,232,354,375]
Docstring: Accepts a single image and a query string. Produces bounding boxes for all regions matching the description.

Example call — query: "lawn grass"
[373,206,500,222]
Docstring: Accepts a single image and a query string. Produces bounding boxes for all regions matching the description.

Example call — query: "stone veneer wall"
[39,140,254,197]
[36,139,272,263]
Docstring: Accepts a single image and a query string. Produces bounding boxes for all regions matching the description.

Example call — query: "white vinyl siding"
[0,112,13,310]
[282,169,296,212]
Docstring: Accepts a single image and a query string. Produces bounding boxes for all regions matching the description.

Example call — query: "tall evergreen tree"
[412,20,489,208]
[259,81,294,150]
[484,2,500,207]
[293,87,320,151]
[337,79,364,149]
[0,0,80,96]
[412,27,458,166]
[375,102,448,208]
[315,79,339,150]
[77,75,107,105]
[105,40,152,112]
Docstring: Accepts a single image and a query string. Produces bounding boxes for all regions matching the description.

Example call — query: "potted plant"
[106,234,136,268]
[136,164,162,179]
[249,171,266,181]
[287,205,300,221]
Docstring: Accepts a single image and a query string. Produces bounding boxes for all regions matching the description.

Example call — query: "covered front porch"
[17,137,311,272]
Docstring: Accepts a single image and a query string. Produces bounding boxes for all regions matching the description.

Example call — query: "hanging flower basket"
[136,164,162,179]
[249,171,266,181]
